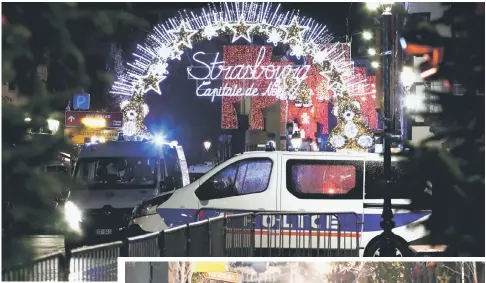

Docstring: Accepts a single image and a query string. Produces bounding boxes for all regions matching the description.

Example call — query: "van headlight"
[64,201,82,232]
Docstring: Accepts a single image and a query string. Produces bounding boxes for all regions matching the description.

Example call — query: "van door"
[195,156,277,213]
[363,157,431,251]
[279,153,365,253]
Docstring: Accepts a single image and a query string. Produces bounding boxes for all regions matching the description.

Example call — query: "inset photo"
[123,261,485,283]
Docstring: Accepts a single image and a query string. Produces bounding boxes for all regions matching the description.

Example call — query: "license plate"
[96,229,112,235]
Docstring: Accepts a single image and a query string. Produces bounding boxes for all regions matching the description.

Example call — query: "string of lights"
[111,2,335,135]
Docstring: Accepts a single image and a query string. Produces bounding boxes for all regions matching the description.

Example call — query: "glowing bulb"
[24,117,32,122]
[366,2,380,10]
[371,61,379,68]
[401,66,417,88]
[203,141,211,151]
[362,31,373,40]
[367,48,376,56]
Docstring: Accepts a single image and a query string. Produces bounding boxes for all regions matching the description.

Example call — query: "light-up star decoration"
[168,20,197,50]
[281,17,309,45]
[228,17,256,43]
[168,43,184,61]
[141,72,163,95]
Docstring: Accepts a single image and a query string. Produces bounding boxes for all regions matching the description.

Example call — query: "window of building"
[195,158,272,200]
[286,159,363,199]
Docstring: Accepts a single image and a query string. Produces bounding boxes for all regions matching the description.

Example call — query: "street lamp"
[371,61,380,68]
[366,2,380,10]
[203,140,211,151]
[362,30,373,40]
[368,48,377,56]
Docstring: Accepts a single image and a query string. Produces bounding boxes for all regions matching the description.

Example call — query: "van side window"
[286,159,363,199]
[365,160,409,199]
[195,158,272,201]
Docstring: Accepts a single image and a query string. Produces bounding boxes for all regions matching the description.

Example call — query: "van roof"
[78,141,164,159]
[239,150,403,162]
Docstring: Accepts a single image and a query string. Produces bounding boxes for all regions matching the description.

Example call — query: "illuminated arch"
[110,2,373,138]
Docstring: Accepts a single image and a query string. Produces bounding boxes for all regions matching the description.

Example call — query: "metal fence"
[2,210,360,281]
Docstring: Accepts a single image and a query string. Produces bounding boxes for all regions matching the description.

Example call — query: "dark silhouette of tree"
[400,2,484,256]
[2,2,146,269]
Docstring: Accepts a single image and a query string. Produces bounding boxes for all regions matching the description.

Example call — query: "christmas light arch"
[110,2,376,151]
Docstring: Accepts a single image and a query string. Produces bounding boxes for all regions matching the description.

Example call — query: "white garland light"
[289,44,305,59]
[358,135,374,148]
[266,28,283,46]
[330,135,346,148]
[344,122,358,138]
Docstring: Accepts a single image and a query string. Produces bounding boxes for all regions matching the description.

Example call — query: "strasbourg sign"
[187,46,311,101]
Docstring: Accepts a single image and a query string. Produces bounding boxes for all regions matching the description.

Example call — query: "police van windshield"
[74,157,157,189]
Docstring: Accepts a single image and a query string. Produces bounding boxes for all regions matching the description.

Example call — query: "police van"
[128,150,431,257]
[62,139,190,248]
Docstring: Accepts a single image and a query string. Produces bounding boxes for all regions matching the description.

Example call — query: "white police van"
[63,139,190,248]
[128,150,431,257]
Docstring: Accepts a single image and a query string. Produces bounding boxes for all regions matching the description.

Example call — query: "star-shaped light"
[436,272,450,283]
[266,27,283,46]
[313,49,330,65]
[281,17,309,45]
[203,25,219,40]
[289,44,305,59]
[227,17,257,43]
[303,41,318,57]
[141,72,164,95]
[168,43,184,61]
[168,20,197,49]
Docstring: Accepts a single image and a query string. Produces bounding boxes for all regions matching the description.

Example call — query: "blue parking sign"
[73,93,90,110]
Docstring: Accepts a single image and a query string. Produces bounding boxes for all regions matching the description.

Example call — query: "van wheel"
[363,235,413,257]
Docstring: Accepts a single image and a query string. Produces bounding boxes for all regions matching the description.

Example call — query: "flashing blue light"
[154,135,164,146]
[400,37,407,49]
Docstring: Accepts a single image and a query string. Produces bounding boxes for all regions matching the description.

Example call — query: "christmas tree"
[326,65,374,151]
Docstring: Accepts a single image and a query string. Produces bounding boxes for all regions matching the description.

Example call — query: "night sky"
[4,2,376,164]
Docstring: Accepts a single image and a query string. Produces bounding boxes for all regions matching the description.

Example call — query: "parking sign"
[73,93,90,110]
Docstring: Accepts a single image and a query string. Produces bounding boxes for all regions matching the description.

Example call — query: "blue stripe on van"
[156,208,430,232]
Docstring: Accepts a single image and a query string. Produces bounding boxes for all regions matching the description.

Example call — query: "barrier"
[69,241,122,281]
[2,251,67,282]
[2,210,361,280]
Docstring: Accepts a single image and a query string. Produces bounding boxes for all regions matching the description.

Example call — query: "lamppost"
[367,1,397,257]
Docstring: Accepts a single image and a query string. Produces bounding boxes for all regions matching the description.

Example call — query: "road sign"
[64,128,120,144]
[65,111,123,128]
[73,93,90,110]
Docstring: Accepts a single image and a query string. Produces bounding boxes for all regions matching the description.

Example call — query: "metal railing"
[2,210,361,281]
[2,251,67,282]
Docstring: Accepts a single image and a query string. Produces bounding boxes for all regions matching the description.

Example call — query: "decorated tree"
[326,64,374,151]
